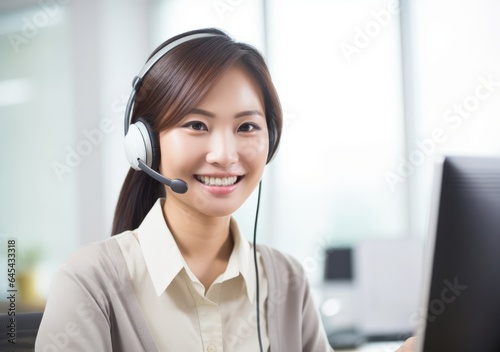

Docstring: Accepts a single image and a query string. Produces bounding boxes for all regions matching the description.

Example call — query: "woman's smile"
[194,174,245,195]
[195,174,241,186]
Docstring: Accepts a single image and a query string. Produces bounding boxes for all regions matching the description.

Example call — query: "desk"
[336,341,404,352]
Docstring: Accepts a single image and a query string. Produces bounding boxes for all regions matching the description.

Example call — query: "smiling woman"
[35,28,333,352]
[113,29,281,236]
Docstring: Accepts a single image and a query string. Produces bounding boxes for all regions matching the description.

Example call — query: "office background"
[1,0,500,337]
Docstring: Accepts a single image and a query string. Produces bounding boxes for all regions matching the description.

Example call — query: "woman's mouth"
[195,175,242,186]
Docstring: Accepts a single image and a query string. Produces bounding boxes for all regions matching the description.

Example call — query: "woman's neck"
[162,197,234,290]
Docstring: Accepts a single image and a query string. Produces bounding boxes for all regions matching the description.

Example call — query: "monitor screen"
[324,247,353,281]
[417,156,500,351]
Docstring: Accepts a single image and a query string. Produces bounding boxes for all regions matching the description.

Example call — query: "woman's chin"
[198,204,243,218]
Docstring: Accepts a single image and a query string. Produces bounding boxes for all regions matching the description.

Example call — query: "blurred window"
[0,5,76,309]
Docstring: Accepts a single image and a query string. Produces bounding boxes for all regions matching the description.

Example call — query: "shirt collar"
[137,198,257,303]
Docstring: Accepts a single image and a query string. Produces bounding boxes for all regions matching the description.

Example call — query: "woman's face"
[159,67,269,218]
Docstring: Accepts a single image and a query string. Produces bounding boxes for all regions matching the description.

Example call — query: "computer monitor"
[324,247,353,281]
[416,156,500,351]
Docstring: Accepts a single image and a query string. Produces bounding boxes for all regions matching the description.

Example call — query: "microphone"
[137,160,188,194]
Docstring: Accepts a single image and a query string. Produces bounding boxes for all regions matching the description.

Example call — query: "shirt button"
[207,344,216,352]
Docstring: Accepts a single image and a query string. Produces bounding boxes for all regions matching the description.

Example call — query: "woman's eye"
[238,123,260,132]
[183,121,207,131]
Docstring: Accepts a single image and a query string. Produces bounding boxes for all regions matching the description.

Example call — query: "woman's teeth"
[196,176,238,186]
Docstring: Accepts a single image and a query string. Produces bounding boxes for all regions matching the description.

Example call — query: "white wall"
[404,0,500,239]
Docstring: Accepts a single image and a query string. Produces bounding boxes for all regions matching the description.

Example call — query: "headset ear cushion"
[137,118,160,170]
[124,122,147,170]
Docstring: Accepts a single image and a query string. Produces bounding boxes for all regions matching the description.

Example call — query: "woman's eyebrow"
[189,108,215,117]
[234,110,265,118]
[189,108,265,119]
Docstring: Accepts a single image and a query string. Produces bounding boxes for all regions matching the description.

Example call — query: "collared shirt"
[115,199,269,352]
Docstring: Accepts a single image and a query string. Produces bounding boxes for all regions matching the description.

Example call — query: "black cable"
[253,180,264,352]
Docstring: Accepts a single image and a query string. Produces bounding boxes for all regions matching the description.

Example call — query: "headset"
[124,32,218,194]
[122,31,273,351]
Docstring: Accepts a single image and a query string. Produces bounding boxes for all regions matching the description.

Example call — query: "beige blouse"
[115,198,269,352]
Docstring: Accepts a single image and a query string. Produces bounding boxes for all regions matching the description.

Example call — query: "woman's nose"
[205,130,239,166]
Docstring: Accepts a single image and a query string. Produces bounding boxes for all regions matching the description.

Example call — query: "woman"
[35,28,333,351]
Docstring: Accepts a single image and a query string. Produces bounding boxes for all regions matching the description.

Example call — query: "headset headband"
[124,32,220,135]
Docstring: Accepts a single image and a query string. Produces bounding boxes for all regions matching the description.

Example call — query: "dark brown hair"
[111,28,282,235]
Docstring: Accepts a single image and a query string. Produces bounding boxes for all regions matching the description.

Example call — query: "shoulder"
[257,244,308,293]
[257,244,304,274]
[62,237,119,271]
[54,234,133,296]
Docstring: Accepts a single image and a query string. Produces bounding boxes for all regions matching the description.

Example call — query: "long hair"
[111,28,283,235]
